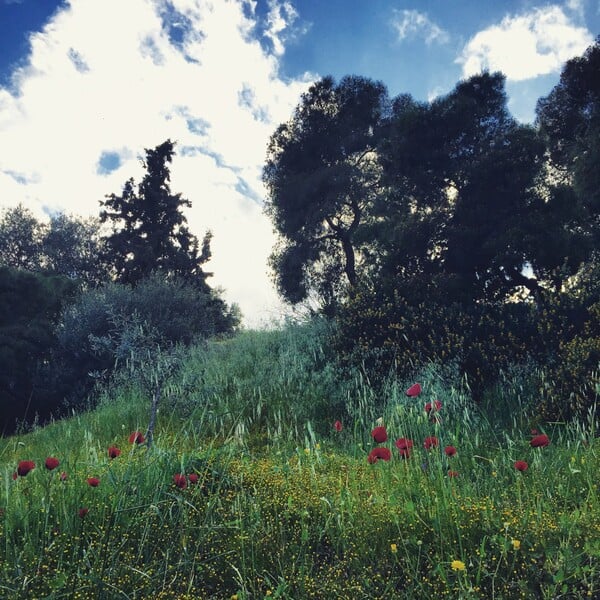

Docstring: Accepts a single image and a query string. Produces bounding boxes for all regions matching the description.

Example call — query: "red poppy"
[514,460,528,472]
[129,431,145,445]
[367,447,392,464]
[87,477,100,487]
[334,420,343,432]
[530,434,550,448]
[406,383,422,397]
[188,473,199,484]
[12,472,17,480]
[60,471,68,481]
[45,457,60,470]
[173,473,187,489]
[17,460,35,477]
[424,400,442,413]
[395,438,413,457]
[444,446,457,457]
[423,436,439,450]
[448,470,459,477]
[108,446,121,459]
[371,426,388,443]
[78,508,89,518]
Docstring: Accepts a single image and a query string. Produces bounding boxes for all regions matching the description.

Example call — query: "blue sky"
[0,0,597,325]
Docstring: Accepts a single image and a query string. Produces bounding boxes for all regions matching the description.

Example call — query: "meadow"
[1,322,599,599]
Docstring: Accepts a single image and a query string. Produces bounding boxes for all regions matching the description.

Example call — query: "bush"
[0,267,77,433]
[54,273,239,409]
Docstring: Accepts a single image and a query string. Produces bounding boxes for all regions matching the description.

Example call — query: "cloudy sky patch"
[457,5,593,81]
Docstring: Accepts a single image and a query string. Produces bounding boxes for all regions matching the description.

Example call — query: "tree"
[536,37,600,269]
[100,139,211,288]
[0,204,44,270]
[0,266,77,433]
[0,205,108,287]
[372,72,546,304]
[43,213,109,287]
[263,76,388,308]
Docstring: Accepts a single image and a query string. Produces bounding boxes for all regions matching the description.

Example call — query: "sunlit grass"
[1,326,599,599]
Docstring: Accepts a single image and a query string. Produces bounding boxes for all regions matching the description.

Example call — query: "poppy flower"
[530,434,550,448]
[108,446,121,459]
[173,473,187,489]
[448,470,459,477]
[444,446,457,457]
[129,431,145,445]
[60,472,68,481]
[78,508,89,518]
[17,460,35,477]
[188,473,199,485]
[87,477,100,487]
[45,457,60,470]
[334,420,343,432]
[423,436,438,450]
[514,460,528,472]
[371,426,388,443]
[367,447,392,464]
[424,400,442,413]
[12,472,17,480]
[395,437,413,450]
[395,438,413,458]
[406,383,422,397]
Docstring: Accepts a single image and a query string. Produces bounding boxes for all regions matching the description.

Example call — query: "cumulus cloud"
[263,0,309,56]
[0,0,314,326]
[457,5,593,81]
[391,9,450,45]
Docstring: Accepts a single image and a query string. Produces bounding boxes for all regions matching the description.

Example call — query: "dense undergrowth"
[1,321,599,599]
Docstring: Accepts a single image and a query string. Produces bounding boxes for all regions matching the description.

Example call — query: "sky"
[0,0,597,327]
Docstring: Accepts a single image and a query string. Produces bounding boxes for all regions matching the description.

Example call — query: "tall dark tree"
[536,37,600,269]
[263,76,388,308]
[0,266,76,433]
[100,139,211,288]
[372,72,546,304]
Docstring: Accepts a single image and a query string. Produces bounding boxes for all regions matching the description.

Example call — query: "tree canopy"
[263,75,388,309]
[100,139,212,288]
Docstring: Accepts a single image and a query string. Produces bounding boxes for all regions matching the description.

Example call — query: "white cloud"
[391,9,450,45]
[0,0,314,327]
[264,0,302,56]
[457,6,593,81]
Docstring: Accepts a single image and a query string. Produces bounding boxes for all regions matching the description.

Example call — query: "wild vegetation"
[0,38,599,600]
[1,322,599,599]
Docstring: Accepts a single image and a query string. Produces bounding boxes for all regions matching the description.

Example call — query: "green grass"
[1,325,599,599]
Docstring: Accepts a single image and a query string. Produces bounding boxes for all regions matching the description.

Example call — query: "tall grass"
[1,320,599,599]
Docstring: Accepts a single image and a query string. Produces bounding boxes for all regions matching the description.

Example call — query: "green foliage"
[264,75,388,308]
[54,273,239,409]
[169,318,348,440]
[100,139,212,288]
[0,204,108,287]
[0,328,599,598]
[0,267,77,433]
[335,283,541,403]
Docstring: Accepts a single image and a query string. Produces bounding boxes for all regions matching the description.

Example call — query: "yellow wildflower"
[451,560,466,571]
[512,539,521,550]
[390,543,398,553]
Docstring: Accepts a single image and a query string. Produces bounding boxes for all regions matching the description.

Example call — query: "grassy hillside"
[1,323,599,599]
